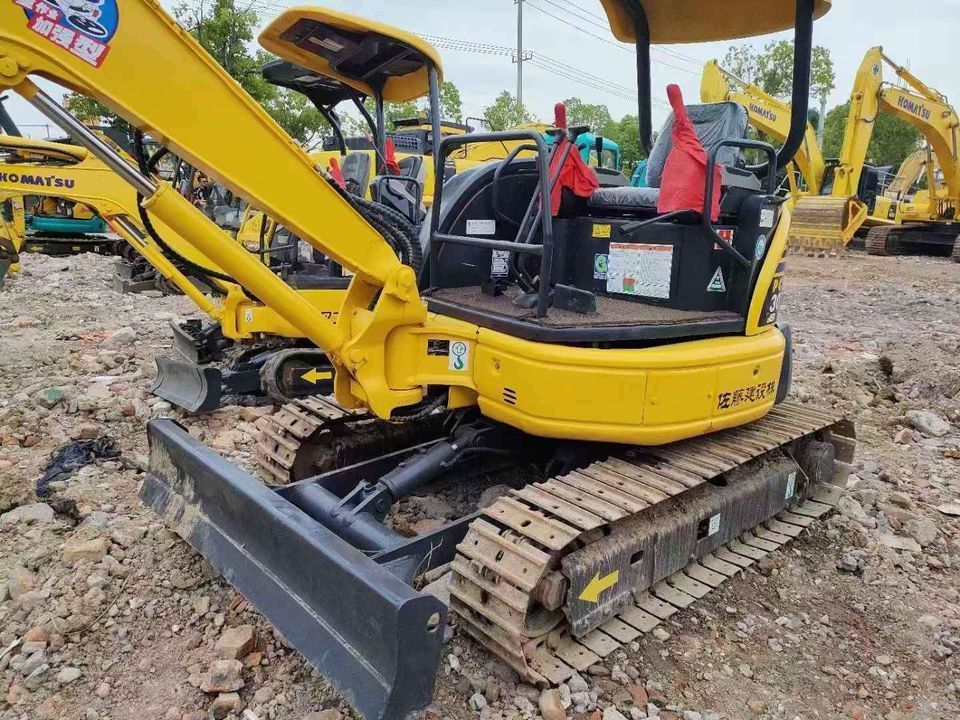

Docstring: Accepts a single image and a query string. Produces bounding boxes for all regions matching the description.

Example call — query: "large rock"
[63,537,109,564]
[904,518,939,547]
[0,503,53,527]
[905,410,952,438]
[539,688,567,720]
[105,326,136,346]
[876,534,921,553]
[200,659,244,693]
[7,565,37,601]
[215,625,258,660]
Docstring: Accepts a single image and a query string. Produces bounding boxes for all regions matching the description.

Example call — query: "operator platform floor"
[430,286,741,329]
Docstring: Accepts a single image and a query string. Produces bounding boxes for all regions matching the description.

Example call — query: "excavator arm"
[0,0,435,415]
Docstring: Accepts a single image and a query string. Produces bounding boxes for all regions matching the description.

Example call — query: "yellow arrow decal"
[301,368,333,385]
[578,570,619,604]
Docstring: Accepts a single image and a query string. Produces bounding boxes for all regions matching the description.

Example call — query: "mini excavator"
[0,2,855,719]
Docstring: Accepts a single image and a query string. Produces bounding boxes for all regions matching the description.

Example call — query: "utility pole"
[516,0,523,108]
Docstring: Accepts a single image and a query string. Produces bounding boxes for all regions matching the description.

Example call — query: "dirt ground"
[1,249,959,720]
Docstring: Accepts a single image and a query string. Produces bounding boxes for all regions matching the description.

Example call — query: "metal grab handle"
[430,130,556,317]
[703,138,777,269]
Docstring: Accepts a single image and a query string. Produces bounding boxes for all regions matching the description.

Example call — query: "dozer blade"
[788,196,867,255]
[141,421,448,720]
[151,355,223,412]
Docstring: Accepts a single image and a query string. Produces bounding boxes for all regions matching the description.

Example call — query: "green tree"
[822,101,922,167]
[439,81,463,122]
[482,91,534,131]
[600,115,645,173]
[722,41,834,104]
[562,97,612,131]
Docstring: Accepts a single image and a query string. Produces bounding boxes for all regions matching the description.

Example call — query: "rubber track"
[255,395,366,485]
[449,403,855,685]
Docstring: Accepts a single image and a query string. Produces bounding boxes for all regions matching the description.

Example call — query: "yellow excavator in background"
[0,2,855,720]
[0,192,25,284]
[701,59,826,197]
[701,59,873,253]
[702,58,956,255]
[799,47,960,256]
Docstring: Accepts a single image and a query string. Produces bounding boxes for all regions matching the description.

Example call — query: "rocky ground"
[0,249,959,720]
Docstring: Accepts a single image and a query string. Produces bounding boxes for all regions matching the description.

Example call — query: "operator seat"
[588,102,751,213]
[340,152,373,197]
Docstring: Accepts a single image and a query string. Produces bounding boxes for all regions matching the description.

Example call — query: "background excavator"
[801,47,960,256]
[0,2,854,720]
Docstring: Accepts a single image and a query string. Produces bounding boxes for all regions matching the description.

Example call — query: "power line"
[555,0,703,66]
[523,0,699,76]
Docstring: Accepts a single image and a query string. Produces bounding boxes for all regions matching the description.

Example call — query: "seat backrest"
[341,152,373,197]
[645,102,749,189]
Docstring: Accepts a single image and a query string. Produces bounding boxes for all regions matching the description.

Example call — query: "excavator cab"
[0,2,852,720]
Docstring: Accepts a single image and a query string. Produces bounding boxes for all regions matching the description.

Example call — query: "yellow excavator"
[701,59,826,197]
[0,133,359,410]
[0,2,856,719]
[702,58,956,255]
[0,192,25,284]
[798,47,960,256]
[701,59,874,253]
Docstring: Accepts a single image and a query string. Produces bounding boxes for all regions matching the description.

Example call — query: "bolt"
[0,57,20,78]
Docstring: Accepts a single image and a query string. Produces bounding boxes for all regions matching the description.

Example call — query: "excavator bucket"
[141,420,451,720]
[788,195,868,255]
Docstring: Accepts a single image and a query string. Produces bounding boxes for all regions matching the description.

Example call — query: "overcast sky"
[6,0,960,139]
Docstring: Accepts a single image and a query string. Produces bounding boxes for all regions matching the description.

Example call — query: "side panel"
[472,329,785,445]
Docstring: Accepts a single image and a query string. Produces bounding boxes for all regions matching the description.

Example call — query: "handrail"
[429,130,556,317]
[703,138,777,269]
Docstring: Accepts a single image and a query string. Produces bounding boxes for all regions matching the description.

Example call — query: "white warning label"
[491,250,510,278]
[785,471,797,500]
[606,243,673,299]
[708,513,721,536]
[466,219,496,235]
[707,266,727,293]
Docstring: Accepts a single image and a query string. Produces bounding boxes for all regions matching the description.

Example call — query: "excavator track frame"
[450,403,855,683]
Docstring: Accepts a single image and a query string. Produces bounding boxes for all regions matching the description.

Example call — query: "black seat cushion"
[588,186,660,211]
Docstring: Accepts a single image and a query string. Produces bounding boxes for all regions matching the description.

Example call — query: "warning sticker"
[759,208,776,228]
[707,514,721,536]
[14,0,118,67]
[707,266,727,293]
[592,224,612,239]
[491,250,509,278]
[466,219,496,235]
[593,253,608,280]
[449,341,469,371]
[606,243,673,299]
[785,471,797,500]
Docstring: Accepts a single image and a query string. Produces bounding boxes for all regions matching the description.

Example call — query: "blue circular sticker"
[49,0,119,41]
[755,235,767,259]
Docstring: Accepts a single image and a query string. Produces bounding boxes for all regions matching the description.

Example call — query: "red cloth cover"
[385,138,402,176]
[548,135,600,216]
[327,157,346,189]
[656,84,722,221]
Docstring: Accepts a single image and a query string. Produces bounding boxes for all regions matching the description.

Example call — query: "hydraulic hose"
[132,130,237,286]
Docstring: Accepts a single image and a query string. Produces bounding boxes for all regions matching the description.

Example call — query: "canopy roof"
[599,0,831,44]
[0,135,88,163]
[261,58,366,107]
[259,8,443,103]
